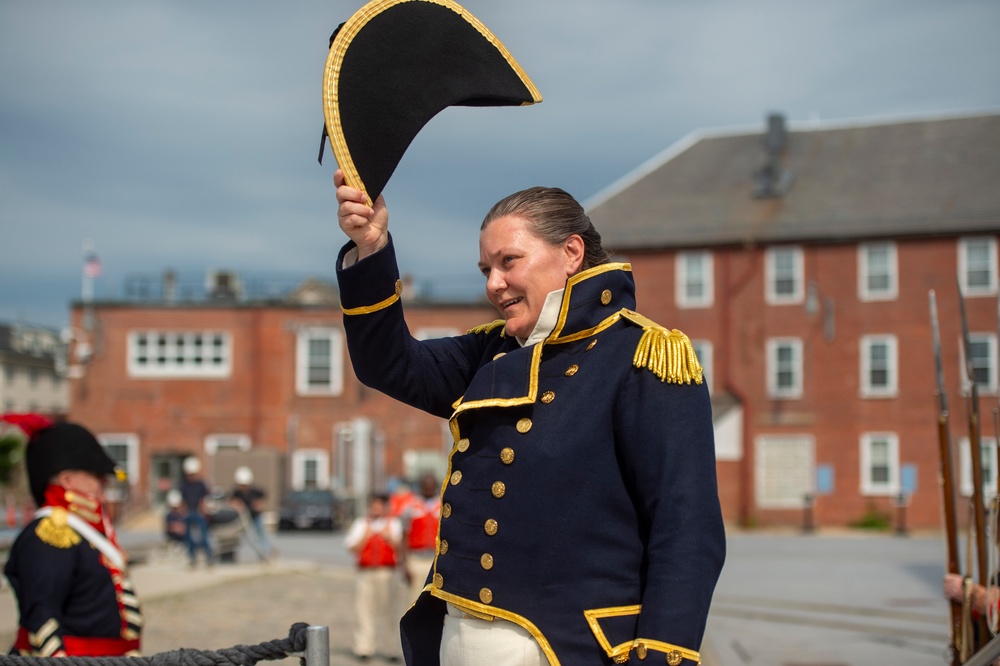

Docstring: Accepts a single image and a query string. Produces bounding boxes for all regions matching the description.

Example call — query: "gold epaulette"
[620,310,702,385]
[35,507,81,549]
[467,319,506,336]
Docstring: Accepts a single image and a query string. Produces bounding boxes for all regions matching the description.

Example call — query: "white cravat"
[518,288,564,347]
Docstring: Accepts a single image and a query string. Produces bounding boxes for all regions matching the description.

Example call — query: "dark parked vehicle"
[277,489,343,531]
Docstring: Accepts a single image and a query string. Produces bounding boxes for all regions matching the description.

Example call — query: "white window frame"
[857,241,898,301]
[676,251,714,308]
[859,335,898,398]
[755,434,815,509]
[691,339,713,394]
[292,448,330,490]
[295,327,344,396]
[959,333,998,396]
[959,236,998,297]
[960,437,998,499]
[859,432,900,496]
[97,433,140,487]
[204,433,251,455]
[765,246,804,305]
[766,337,803,399]
[127,331,232,378]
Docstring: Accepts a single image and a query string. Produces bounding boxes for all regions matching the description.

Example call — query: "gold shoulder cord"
[621,310,703,385]
[467,319,506,335]
[36,507,81,549]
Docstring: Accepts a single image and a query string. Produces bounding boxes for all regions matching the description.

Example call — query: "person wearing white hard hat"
[229,466,272,561]
[179,457,214,568]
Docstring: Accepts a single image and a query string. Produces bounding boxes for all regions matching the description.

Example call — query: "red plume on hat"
[0,413,55,440]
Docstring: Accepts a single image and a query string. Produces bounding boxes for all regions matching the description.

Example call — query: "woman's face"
[478,215,583,339]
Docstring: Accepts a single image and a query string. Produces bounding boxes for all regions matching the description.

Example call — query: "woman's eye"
[503,256,515,265]
[480,267,490,278]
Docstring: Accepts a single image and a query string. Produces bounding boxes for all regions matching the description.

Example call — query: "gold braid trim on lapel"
[621,310,703,385]
[35,507,81,549]
[467,319,506,336]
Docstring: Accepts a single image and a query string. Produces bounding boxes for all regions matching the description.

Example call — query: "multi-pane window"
[858,242,898,301]
[860,335,898,397]
[765,246,804,305]
[960,237,998,296]
[962,333,998,395]
[295,327,344,396]
[767,338,803,399]
[860,433,899,495]
[292,449,329,490]
[98,433,139,503]
[960,437,998,498]
[676,251,713,308]
[128,331,231,378]
[755,435,814,508]
[691,340,713,393]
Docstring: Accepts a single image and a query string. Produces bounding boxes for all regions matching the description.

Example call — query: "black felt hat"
[320,0,542,206]
[25,422,119,506]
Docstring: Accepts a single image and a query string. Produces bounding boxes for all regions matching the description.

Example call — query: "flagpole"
[82,238,94,303]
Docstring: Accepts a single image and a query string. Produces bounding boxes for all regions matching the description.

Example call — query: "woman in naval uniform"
[334,170,725,666]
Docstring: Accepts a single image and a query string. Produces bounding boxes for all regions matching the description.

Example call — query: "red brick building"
[587,111,1000,529]
[66,276,496,516]
[65,111,998,530]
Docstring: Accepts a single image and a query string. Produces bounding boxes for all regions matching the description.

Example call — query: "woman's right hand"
[335,169,389,259]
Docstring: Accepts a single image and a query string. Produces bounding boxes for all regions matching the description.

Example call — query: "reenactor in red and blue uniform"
[2,414,142,656]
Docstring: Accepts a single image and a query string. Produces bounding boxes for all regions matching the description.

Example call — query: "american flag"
[83,252,102,278]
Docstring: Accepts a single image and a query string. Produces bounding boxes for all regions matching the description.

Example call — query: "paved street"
[1,523,959,666]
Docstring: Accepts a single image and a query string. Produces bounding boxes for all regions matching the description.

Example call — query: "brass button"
[586,339,597,350]
[635,642,647,660]
[484,519,498,536]
[450,470,463,485]
[666,650,682,666]
[480,553,494,570]
[516,418,532,433]
[600,289,612,305]
[394,279,404,295]
[540,390,555,404]
[432,573,444,588]
[565,364,579,376]
[456,438,470,452]
[442,503,452,518]
[493,352,506,361]
[500,448,515,464]
[439,540,448,555]
[479,588,493,604]
[491,481,506,498]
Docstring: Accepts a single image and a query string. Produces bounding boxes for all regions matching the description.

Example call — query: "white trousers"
[353,567,402,659]
[440,603,546,666]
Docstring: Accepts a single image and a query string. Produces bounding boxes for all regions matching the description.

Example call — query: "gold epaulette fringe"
[467,319,506,336]
[36,508,81,549]
[621,311,702,384]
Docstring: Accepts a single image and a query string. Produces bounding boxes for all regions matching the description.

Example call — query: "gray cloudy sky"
[2,0,998,328]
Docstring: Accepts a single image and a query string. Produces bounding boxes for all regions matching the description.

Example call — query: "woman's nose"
[486,270,505,292]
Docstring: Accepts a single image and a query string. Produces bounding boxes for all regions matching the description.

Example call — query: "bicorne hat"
[1,414,120,506]
[320,0,542,206]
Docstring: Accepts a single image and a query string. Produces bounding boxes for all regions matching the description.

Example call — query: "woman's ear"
[563,234,585,275]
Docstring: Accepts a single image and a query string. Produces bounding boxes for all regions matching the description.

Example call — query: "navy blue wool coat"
[337,237,725,665]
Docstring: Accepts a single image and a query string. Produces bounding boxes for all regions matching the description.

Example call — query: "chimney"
[163,269,177,302]
[753,112,794,199]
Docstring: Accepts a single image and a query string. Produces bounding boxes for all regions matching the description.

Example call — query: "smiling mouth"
[499,297,523,312]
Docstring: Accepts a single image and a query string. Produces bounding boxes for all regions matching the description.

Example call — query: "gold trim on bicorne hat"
[322,0,542,206]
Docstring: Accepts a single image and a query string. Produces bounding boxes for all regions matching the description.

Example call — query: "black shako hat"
[321,0,542,206]
[26,422,119,506]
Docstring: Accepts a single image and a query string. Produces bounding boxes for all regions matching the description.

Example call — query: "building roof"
[585,111,1000,250]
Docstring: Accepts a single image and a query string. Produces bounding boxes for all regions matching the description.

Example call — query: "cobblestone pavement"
[142,567,402,666]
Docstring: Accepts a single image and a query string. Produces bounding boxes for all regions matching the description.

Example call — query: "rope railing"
[0,624,329,666]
